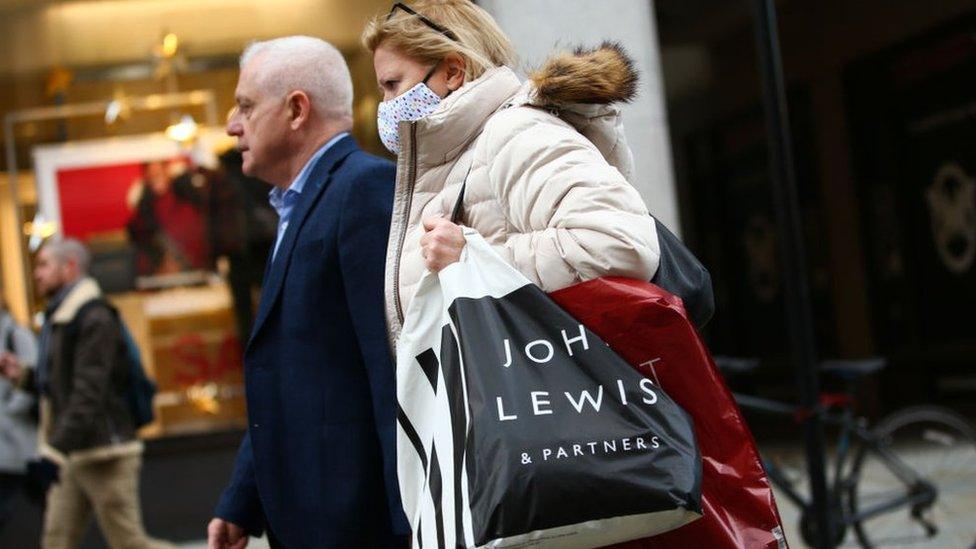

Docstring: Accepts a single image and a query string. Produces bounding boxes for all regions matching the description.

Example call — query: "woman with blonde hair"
[363,0,659,342]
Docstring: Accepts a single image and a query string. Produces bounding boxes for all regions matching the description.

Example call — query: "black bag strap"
[451,107,505,225]
[450,164,473,225]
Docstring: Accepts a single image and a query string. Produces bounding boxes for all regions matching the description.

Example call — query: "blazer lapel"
[247,135,358,348]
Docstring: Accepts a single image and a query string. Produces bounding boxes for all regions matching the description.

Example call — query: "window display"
[32,129,254,436]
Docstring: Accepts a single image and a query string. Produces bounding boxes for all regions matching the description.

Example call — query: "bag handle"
[449,106,504,225]
[449,165,472,224]
[446,105,559,225]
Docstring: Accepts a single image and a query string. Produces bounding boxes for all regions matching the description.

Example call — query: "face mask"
[377,64,443,155]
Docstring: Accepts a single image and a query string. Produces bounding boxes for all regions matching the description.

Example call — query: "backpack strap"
[61,298,118,383]
[63,299,112,344]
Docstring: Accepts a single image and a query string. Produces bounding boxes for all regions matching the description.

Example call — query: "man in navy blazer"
[207,36,408,548]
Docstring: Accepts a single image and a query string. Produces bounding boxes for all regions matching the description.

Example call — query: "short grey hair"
[44,237,90,273]
[240,36,353,121]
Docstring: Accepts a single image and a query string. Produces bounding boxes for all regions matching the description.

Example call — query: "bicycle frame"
[733,392,935,527]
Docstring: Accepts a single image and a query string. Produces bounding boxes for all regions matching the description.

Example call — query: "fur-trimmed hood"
[503,42,641,181]
[529,41,639,106]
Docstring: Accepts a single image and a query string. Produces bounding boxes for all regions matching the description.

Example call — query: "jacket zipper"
[392,122,419,332]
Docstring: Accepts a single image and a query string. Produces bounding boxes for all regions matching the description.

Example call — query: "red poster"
[57,162,144,239]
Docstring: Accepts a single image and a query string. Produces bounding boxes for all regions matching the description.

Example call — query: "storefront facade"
[657,0,976,417]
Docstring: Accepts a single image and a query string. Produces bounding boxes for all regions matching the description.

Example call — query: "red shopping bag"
[550,277,787,548]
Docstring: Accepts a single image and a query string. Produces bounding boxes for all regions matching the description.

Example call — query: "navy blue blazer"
[215,136,408,547]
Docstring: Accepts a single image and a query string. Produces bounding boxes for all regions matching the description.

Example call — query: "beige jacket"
[385,44,660,343]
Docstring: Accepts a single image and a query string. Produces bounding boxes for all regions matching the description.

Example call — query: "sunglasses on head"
[387,2,458,41]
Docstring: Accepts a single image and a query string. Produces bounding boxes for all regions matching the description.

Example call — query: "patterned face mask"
[377,64,443,155]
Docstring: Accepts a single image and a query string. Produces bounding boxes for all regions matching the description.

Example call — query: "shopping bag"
[396,228,702,549]
[550,277,788,548]
[649,216,714,328]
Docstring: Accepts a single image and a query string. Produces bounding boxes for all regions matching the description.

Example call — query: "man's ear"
[443,53,467,92]
[286,91,312,130]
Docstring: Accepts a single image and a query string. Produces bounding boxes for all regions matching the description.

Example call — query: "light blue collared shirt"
[268,132,349,260]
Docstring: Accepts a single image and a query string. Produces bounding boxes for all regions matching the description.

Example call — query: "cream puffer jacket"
[385,44,660,343]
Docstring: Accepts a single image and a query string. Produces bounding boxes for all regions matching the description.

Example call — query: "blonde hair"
[361,0,517,82]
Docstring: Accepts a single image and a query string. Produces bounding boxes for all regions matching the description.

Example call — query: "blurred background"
[0,0,973,547]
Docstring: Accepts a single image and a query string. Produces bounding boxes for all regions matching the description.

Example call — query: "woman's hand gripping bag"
[550,278,788,549]
[395,228,702,549]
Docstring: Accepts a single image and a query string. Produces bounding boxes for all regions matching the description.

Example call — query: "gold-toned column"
[0,170,31,326]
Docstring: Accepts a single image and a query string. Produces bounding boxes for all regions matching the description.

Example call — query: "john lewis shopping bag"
[396,228,702,549]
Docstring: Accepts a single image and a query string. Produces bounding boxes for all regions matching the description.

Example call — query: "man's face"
[227,57,290,183]
[33,247,67,298]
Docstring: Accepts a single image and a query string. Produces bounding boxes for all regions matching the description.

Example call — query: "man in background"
[0,239,171,549]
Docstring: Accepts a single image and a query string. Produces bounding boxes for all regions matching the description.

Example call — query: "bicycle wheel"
[850,405,976,548]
